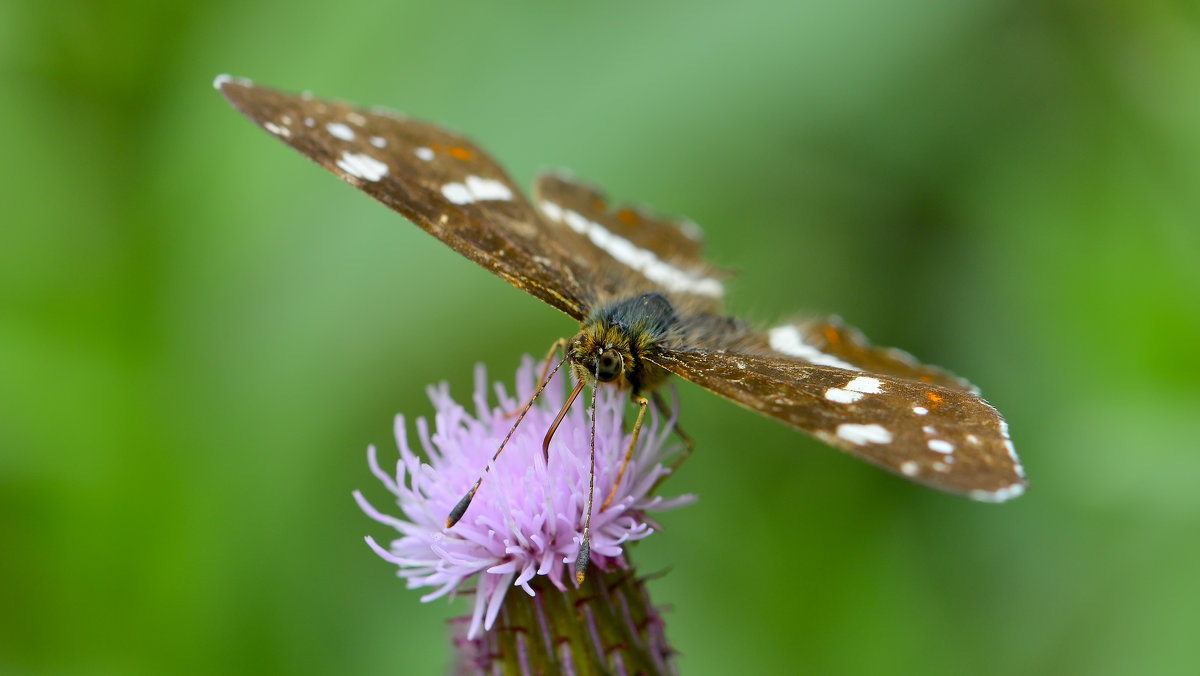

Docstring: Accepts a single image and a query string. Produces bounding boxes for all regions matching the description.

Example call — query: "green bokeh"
[3,1,1198,674]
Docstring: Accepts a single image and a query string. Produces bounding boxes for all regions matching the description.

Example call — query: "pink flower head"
[354,356,693,638]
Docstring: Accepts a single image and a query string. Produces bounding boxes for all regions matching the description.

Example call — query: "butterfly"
[215,75,1027,581]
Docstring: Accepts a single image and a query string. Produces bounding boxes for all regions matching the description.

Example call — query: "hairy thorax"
[568,293,676,394]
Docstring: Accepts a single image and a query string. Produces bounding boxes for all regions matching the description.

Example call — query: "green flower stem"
[453,556,675,676]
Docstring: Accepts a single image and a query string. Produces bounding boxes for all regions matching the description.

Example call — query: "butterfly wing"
[216,77,735,320]
[532,172,730,312]
[762,319,978,392]
[215,76,592,318]
[649,347,1026,501]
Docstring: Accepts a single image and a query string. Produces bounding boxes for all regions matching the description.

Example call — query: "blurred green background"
[4,0,1199,674]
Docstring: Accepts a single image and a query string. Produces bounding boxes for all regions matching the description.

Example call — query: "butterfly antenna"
[575,362,601,584]
[446,351,569,528]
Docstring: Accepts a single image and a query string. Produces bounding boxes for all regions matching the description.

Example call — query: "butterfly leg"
[503,337,568,419]
[649,389,694,494]
[601,394,649,511]
[446,344,569,528]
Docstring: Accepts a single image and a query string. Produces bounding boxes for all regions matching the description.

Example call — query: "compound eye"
[596,350,623,382]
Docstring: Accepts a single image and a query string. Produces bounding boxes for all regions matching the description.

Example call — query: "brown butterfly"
[215,75,1027,581]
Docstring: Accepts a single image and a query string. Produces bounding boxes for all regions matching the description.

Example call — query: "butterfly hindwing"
[649,348,1025,501]
[532,172,730,311]
[215,76,592,319]
[763,319,978,392]
[534,173,714,265]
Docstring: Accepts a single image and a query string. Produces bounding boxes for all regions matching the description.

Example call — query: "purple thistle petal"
[366,444,399,495]
[356,357,689,638]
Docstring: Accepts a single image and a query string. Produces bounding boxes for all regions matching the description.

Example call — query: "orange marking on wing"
[919,375,932,383]
[592,197,607,212]
[448,146,472,160]
[616,208,638,226]
[927,392,944,404]
[823,326,840,345]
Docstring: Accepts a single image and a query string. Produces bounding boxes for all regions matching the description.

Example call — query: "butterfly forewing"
[216,76,592,318]
[649,348,1025,501]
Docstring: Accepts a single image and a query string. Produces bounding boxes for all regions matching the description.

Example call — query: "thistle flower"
[354,356,692,671]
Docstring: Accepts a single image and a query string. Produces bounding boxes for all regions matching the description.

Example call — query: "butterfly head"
[568,325,633,388]
[566,294,678,393]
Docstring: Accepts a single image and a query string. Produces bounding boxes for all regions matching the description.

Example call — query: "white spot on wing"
[997,420,1025,477]
[465,176,513,202]
[346,112,367,126]
[336,151,388,181]
[414,147,434,161]
[551,208,723,298]
[828,370,886,401]
[326,122,355,141]
[263,121,290,138]
[912,406,929,415]
[304,117,315,128]
[370,136,387,148]
[768,326,859,370]
[824,388,863,404]
[441,175,514,205]
[1007,441,1024,477]
[540,201,563,222]
[836,423,892,446]
[900,461,919,476]
[678,219,704,242]
[927,439,954,454]
[214,74,252,90]
[563,210,589,233]
[442,182,473,204]
[970,483,1026,503]
[885,346,919,367]
[844,376,884,394]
